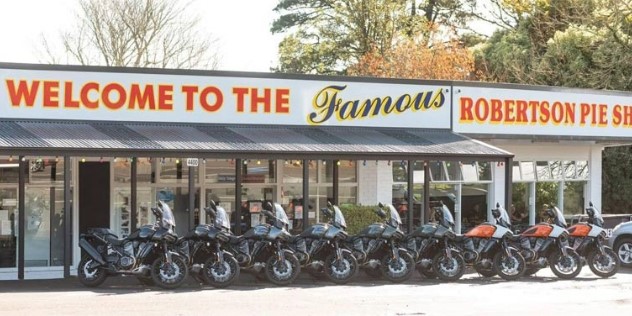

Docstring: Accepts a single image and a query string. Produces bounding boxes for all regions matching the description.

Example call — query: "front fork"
[443,238,453,259]
[502,239,514,257]
[276,240,286,262]
[595,237,607,256]
[334,240,343,261]
[162,241,173,264]
[391,240,401,261]
[215,242,226,265]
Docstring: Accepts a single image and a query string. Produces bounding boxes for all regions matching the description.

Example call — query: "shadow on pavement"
[1,268,629,294]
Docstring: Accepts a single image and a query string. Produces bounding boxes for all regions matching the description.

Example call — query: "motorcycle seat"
[106,235,126,247]
[454,235,467,242]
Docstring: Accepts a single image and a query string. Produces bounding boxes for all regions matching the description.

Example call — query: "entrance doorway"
[79,162,110,234]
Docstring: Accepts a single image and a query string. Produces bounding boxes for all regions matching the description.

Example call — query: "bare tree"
[41,0,220,69]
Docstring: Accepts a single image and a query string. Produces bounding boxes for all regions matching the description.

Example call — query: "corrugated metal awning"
[0,120,512,160]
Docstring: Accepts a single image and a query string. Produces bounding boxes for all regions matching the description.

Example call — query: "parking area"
[1,268,631,316]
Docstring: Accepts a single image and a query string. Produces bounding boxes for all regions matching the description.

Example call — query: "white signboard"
[0,67,452,129]
[453,85,632,137]
[186,158,199,167]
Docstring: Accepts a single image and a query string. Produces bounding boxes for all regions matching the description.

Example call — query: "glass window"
[549,161,563,180]
[430,161,447,181]
[520,161,535,181]
[338,186,357,205]
[243,160,275,184]
[24,187,65,267]
[0,158,19,184]
[113,159,131,184]
[461,162,478,182]
[205,159,236,183]
[512,161,521,181]
[536,161,551,180]
[112,188,131,237]
[160,159,191,184]
[477,162,492,181]
[320,160,334,183]
[0,187,18,268]
[339,161,357,183]
[461,183,489,232]
[563,181,585,215]
[576,161,589,179]
[535,182,559,222]
[283,160,316,183]
[137,158,155,184]
[563,161,576,179]
[393,161,407,182]
[29,158,64,185]
[445,161,462,181]
[511,183,529,227]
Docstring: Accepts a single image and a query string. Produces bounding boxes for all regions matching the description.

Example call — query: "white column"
[358,160,392,205]
[558,179,565,213]
[588,145,603,208]
[455,183,462,234]
[490,162,506,222]
[529,182,536,225]
[376,161,394,205]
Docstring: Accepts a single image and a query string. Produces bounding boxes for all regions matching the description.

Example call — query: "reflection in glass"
[520,161,535,181]
[205,160,236,183]
[445,161,462,181]
[536,161,551,180]
[477,162,492,181]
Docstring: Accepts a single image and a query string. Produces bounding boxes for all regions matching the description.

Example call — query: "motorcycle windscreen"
[439,204,455,228]
[495,205,512,227]
[158,200,176,228]
[551,206,567,227]
[274,203,290,228]
[332,206,347,229]
[586,204,604,227]
[214,206,231,230]
[386,204,402,227]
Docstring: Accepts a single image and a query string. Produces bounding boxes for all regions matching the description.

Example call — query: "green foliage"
[339,204,381,235]
[603,146,632,214]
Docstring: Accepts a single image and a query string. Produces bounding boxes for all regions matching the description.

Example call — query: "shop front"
[0,63,513,280]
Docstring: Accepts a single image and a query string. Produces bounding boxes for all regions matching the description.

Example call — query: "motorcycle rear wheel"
[151,256,189,289]
[432,252,465,282]
[417,264,437,279]
[587,247,619,278]
[202,254,240,288]
[549,250,582,280]
[324,251,358,284]
[78,257,107,287]
[265,253,301,286]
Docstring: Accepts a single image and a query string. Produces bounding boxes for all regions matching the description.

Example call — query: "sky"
[0,0,283,72]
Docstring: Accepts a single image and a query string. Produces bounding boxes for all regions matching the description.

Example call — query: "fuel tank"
[207,226,224,239]
[410,223,438,238]
[357,223,386,238]
[242,224,271,239]
[300,223,329,239]
[567,223,591,237]
[127,225,155,240]
[521,224,553,238]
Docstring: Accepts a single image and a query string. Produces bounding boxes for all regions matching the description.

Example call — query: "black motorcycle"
[349,203,415,283]
[178,200,240,288]
[567,202,619,278]
[226,201,301,285]
[78,200,188,289]
[405,202,466,281]
[290,202,358,284]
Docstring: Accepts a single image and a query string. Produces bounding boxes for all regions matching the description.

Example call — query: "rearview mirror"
[378,202,384,208]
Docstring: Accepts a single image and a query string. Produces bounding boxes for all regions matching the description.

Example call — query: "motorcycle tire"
[524,267,540,276]
[416,264,437,279]
[587,247,620,278]
[493,249,526,281]
[364,266,383,279]
[307,268,326,280]
[324,251,358,284]
[202,254,240,288]
[473,262,497,278]
[190,272,205,285]
[549,249,582,280]
[432,251,465,282]
[151,256,189,289]
[381,250,415,283]
[78,257,107,287]
[137,275,156,286]
[265,253,301,286]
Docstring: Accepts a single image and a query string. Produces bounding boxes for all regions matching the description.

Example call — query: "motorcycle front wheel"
[432,251,465,282]
[151,256,189,289]
[473,262,497,278]
[417,264,437,279]
[265,253,301,286]
[324,251,358,284]
[587,247,619,278]
[202,254,241,288]
[381,250,415,283]
[493,249,526,281]
[78,257,107,287]
[549,249,582,280]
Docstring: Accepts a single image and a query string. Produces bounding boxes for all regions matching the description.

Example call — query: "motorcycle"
[459,203,526,280]
[78,200,188,289]
[517,204,582,279]
[349,202,415,283]
[290,202,358,284]
[567,202,619,278]
[405,201,465,282]
[225,201,301,286]
[178,200,240,288]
